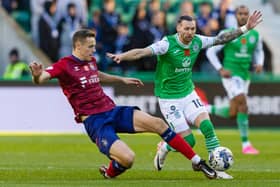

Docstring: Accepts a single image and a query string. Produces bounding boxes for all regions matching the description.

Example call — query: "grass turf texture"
[0,129,279,187]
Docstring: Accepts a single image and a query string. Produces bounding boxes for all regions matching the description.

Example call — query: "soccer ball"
[209,146,234,171]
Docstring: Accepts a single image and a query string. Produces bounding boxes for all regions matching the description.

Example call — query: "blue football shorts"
[83,106,139,158]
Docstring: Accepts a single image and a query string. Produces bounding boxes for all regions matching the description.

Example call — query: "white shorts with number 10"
[158,90,207,133]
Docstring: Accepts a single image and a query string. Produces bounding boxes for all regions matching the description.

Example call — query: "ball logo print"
[209,147,234,171]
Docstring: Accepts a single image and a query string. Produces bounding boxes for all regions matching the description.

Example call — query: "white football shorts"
[158,90,207,133]
[222,76,250,99]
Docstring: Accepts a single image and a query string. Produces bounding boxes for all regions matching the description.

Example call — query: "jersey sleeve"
[253,35,264,66]
[206,45,224,71]
[148,36,169,55]
[45,60,65,78]
[196,34,216,49]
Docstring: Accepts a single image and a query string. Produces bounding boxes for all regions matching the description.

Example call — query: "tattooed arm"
[213,10,262,45]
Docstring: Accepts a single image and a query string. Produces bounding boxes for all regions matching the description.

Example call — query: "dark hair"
[235,5,249,13]
[44,1,56,14]
[177,15,195,24]
[67,2,76,10]
[72,29,96,49]
[9,48,19,57]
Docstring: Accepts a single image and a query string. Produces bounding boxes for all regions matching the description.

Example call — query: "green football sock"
[199,120,220,153]
[166,133,196,151]
[237,113,249,142]
[183,133,196,147]
[210,105,230,118]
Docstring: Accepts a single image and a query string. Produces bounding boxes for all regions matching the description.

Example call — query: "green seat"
[11,11,30,33]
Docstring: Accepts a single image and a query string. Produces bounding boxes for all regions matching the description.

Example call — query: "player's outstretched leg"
[237,113,259,154]
[134,110,216,179]
[198,119,233,179]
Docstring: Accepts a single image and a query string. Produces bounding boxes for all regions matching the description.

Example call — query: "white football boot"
[216,171,233,179]
[154,141,169,171]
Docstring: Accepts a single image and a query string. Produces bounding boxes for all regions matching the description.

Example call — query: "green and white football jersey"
[207,29,264,80]
[149,33,215,99]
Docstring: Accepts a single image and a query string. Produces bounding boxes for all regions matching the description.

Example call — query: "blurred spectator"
[58,2,83,58]
[88,10,102,62]
[99,0,121,71]
[30,0,49,46]
[197,2,219,36]
[195,2,219,74]
[115,23,131,54]
[146,0,161,22]
[88,10,101,36]
[170,0,195,33]
[113,22,134,73]
[3,48,29,80]
[1,0,18,14]
[2,0,30,32]
[142,10,169,71]
[149,10,169,43]
[38,0,60,62]
[212,0,237,30]
[130,2,153,71]
[131,2,150,49]
[179,0,195,17]
[56,0,87,25]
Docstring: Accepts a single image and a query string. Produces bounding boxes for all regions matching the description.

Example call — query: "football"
[209,146,234,171]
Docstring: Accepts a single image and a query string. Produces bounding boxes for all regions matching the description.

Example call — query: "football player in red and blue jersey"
[29,29,216,179]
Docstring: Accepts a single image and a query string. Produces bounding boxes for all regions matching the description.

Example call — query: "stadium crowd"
[0,0,270,79]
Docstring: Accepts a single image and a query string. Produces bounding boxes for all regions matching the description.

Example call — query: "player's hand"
[219,68,231,78]
[122,78,144,88]
[107,53,121,64]
[246,10,263,30]
[29,62,43,77]
[254,64,263,73]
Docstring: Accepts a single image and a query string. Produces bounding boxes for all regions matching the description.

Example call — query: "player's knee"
[238,103,248,113]
[121,150,135,168]
[152,117,167,133]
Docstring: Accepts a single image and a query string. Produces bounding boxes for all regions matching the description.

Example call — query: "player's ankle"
[191,154,201,164]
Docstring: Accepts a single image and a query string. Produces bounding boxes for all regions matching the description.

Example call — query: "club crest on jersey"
[83,65,89,71]
[249,36,256,44]
[89,63,95,70]
[192,43,199,52]
[74,66,80,71]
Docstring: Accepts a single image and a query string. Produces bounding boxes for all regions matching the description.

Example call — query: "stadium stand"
[0,6,51,76]
[0,0,279,75]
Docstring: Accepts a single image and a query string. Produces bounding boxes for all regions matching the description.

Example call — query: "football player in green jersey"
[206,5,264,155]
[107,10,262,179]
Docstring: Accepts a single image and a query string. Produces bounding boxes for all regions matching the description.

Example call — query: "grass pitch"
[0,129,279,187]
